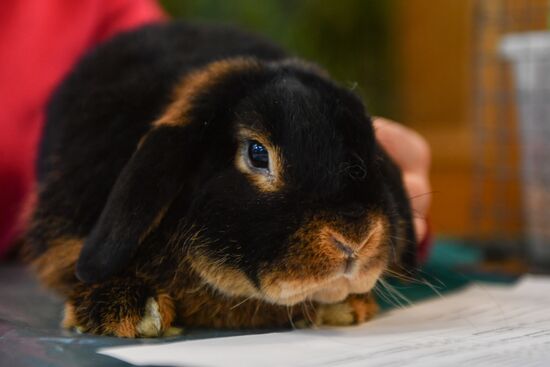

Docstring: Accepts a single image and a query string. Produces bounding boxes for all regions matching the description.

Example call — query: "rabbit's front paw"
[63,281,176,338]
[315,293,379,326]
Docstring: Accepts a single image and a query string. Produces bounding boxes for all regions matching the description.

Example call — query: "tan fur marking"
[347,294,379,323]
[187,252,259,298]
[360,215,388,256]
[312,278,353,304]
[261,277,337,305]
[138,206,169,243]
[156,293,175,331]
[316,294,378,326]
[62,302,77,329]
[154,58,260,127]
[32,237,82,294]
[106,317,140,338]
[316,302,356,326]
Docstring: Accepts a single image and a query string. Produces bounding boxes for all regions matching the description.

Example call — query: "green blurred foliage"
[159,0,397,116]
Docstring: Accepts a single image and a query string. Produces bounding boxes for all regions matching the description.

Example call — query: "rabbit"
[24,21,417,337]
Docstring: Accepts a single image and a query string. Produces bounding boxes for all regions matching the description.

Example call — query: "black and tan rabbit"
[25,21,417,337]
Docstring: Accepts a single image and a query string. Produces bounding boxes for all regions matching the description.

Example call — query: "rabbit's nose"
[331,237,355,257]
[328,235,359,274]
[327,229,367,253]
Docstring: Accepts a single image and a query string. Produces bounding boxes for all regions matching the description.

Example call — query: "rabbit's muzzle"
[187,214,389,306]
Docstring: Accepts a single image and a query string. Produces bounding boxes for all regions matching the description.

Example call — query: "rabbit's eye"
[248,141,269,169]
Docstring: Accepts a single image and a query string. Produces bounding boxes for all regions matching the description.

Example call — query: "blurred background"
[160,0,550,268]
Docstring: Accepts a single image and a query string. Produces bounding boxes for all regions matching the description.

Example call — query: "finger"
[373,117,431,176]
[414,217,428,244]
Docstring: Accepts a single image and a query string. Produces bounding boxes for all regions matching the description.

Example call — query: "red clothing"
[0,0,166,257]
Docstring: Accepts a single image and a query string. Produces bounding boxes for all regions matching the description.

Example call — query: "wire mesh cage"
[502,32,550,264]
[472,0,550,265]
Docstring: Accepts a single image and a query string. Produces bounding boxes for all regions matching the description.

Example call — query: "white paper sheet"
[99,276,550,367]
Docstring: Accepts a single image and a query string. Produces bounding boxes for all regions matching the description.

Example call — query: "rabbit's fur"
[25,22,416,337]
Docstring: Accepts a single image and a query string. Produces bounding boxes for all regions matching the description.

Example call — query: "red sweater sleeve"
[0,0,166,258]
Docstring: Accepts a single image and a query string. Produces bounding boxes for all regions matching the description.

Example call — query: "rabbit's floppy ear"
[76,124,201,283]
[75,58,263,283]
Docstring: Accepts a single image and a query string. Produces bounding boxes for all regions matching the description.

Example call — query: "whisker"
[251,300,262,325]
[408,191,439,200]
[373,284,403,309]
[230,295,255,310]
[388,264,447,300]
[385,269,417,283]
[287,305,296,329]
[379,278,413,307]
[387,234,417,247]
[303,299,315,327]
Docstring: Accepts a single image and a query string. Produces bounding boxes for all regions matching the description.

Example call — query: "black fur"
[28,21,416,295]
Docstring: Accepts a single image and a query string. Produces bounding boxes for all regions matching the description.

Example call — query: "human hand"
[373,117,431,243]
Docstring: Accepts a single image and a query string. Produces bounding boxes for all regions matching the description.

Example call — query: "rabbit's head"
[76,58,416,305]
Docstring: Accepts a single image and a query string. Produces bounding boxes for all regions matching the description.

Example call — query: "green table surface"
[0,240,520,367]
